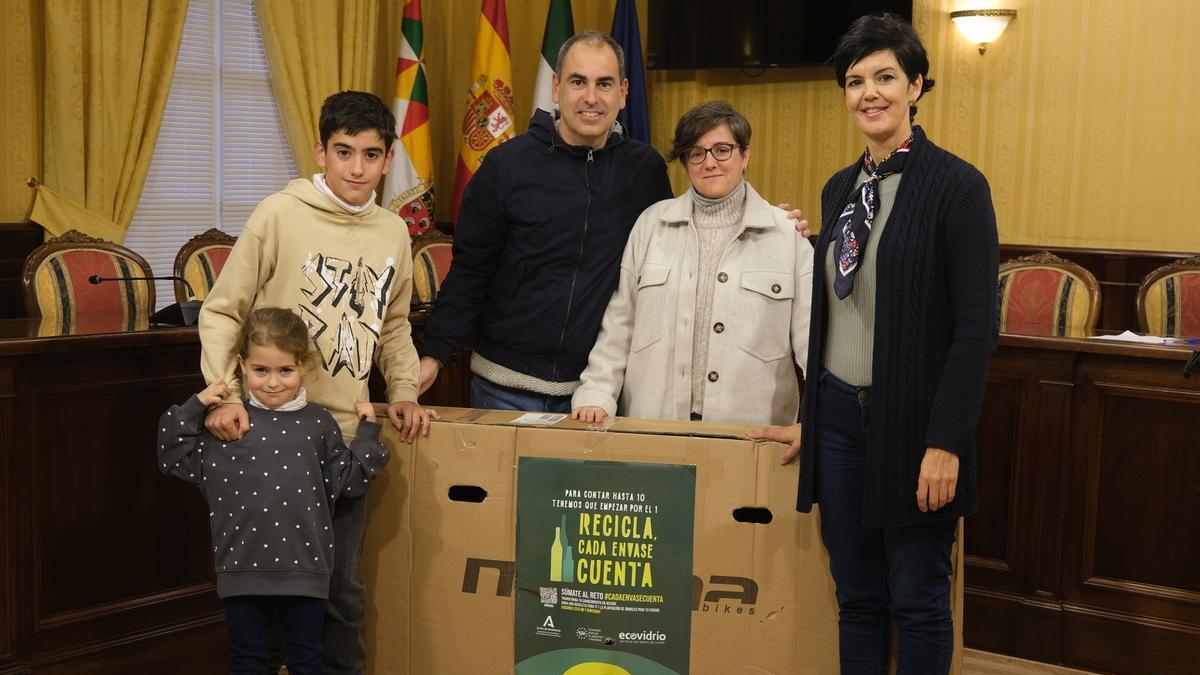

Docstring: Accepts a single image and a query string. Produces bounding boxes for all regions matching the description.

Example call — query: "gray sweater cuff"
[355,420,382,441]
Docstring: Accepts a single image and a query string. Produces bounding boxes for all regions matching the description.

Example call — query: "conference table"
[0,317,222,674]
[0,318,1194,673]
[966,323,1200,674]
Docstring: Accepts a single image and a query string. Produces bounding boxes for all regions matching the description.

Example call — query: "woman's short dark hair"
[831,13,935,121]
[667,101,751,163]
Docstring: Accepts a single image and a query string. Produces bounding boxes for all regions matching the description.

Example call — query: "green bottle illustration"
[549,525,564,582]
[561,514,575,583]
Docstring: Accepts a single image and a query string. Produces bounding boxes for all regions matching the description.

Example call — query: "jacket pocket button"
[713,322,724,334]
[707,371,719,382]
[771,283,782,294]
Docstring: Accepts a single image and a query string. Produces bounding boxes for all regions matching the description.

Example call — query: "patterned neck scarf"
[833,135,913,299]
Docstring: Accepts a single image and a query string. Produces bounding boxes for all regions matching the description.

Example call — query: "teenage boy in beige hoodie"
[198,90,431,675]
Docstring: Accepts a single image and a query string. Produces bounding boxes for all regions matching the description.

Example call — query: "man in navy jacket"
[418,31,673,411]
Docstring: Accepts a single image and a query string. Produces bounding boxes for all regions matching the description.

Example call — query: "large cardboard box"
[363,408,963,674]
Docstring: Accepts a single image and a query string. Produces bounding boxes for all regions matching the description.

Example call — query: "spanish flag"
[382,0,435,237]
[450,0,515,226]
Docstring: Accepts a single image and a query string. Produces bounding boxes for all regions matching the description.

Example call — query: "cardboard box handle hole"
[448,485,488,503]
[732,507,773,524]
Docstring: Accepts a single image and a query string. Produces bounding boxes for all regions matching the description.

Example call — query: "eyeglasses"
[683,143,738,164]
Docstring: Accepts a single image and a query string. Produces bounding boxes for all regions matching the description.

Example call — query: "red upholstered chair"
[22,229,155,333]
[1137,254,1200,337]
[997,251,1101,336]
[411,229,454,308]
[173,228,236,302]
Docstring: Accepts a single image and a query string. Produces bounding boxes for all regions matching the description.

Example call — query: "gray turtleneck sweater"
[690,181,747,416]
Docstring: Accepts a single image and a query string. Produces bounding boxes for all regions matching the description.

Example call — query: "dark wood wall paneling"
[0,327,225,674]
[0,224,43,320]
[1,367,13,665]
[964,336,1200,673]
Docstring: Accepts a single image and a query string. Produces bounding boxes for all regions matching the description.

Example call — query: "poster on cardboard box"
[514,457,696,675]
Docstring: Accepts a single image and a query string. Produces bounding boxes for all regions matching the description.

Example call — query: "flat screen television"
[646,0,914,69]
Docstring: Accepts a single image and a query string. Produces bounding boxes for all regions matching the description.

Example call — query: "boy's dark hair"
[234,307,318,374]
[832,13,935,121]
[556,30,626,82]
[318,91,398,151]
[667,101,751,163]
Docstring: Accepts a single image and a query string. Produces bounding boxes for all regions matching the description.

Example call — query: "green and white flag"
[532,0,574,115]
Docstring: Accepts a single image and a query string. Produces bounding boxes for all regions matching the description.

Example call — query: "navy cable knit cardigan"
[796,126,999,527]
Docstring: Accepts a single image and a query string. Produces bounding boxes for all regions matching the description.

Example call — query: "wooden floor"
[963,649,1100,674]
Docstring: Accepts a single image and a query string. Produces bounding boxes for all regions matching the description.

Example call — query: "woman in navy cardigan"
[753,13,998,674]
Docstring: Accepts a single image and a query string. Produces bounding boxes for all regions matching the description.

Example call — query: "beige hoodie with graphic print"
[199,178,419,439]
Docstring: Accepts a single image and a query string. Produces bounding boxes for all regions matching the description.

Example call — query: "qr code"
[539,587,558,605]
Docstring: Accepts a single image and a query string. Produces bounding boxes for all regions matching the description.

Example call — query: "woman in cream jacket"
[571,101,813,426]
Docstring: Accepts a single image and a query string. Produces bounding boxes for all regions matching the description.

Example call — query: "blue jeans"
[469,375,572,413]
[815,371,957,675]
[225,595,324,675]
[324,493,368,674]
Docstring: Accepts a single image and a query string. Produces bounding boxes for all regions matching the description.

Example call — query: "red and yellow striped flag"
[382,0,435,236]
[450,0,515,226]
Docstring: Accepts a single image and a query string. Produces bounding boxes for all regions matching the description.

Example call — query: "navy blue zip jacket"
[421,110,672,382]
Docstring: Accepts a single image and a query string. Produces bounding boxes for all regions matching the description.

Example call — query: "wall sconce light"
[950,9,1016,54]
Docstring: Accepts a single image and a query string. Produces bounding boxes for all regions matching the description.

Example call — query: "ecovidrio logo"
[617,629,667,645]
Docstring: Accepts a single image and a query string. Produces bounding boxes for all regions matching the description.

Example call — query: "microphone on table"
[87,274,203,326]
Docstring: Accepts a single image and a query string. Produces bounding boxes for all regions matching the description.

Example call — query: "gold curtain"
[255,0,387,179]
[31,0,188,242]
[1,0,42,224]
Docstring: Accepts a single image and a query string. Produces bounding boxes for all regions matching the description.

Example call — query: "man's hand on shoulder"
[776,202,812,238]
[205,402,248,441]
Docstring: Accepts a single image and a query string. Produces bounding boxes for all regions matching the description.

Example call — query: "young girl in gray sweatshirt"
[158,307,388,674]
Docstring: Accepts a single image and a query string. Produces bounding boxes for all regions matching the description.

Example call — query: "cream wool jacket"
[572,184,814,425]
